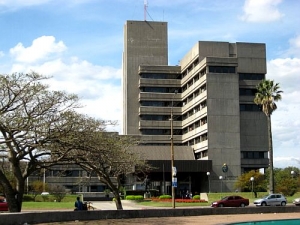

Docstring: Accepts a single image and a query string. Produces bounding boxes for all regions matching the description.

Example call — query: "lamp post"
[250,177,254,197]
[170,90,177,209]
[207,172,210,193]
[219,176,223,195]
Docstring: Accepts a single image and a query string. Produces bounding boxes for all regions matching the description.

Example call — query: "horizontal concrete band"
[3,207,300,225]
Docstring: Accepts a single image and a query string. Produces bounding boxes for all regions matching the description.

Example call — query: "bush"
[159,195,171,199]
[125,195,144,200]
[192,195,200,200]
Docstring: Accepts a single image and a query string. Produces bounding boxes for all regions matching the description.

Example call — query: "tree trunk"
[268,115,274,193]
[112,190,123,210]
[6,190,24,212]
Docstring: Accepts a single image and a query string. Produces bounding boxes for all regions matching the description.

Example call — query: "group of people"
[180,189,193,199]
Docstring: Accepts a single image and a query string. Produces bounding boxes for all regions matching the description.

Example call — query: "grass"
[22,202,74,210]
[138,192,300,207]
[21,192,300,210]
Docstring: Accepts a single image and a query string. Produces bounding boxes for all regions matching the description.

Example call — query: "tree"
[235,170,267,197]
[0,72,81,212]
[30,180,48,201]
[254,79,283,193]
[49,116,151,210]
[48,184,66,202]
[274,167,299,196]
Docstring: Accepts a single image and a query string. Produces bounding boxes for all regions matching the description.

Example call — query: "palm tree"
[254,79,283,193]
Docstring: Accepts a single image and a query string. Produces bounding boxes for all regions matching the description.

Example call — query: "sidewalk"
[91,200,156,210]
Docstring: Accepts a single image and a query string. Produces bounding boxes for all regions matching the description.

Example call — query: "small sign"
[172,177,177,187]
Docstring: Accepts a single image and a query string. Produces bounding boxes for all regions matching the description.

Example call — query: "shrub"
[193,195,200,200]
[125,195,144,200]
[159,195,172,199]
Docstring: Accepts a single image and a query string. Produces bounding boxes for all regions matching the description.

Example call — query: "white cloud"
[10,36,66,63]
[267,36,300,166]
[274,157,300,168]
[9,39,122,133]
[0,0,51,7]
[240,0,284,23]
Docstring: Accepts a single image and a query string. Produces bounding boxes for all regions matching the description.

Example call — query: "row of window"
[239,73,265,80]
[208,66,235,73]
[239,88,256,96]
[183,83,207,104]
[182,100,207,120]
[140,87,180,93]
[183,116,207,134]
[240,104,261,111]
[141,129,182,135]
[185,133,208,146]
[140,114,182,121]
[140,73,181,79]
[195,150,208,159]
[182,58,200,78]
[182,68,206,92]
[241,151,267,159]
[140,101,181,107]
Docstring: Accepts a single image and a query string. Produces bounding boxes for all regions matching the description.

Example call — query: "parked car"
[293,198,300,206]
[0,197,8,211]
[41,192,50,196]
[211,195,249,207]
[254,194,287,206]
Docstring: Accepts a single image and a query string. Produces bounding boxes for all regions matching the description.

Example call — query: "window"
[241,151,266,159]
[239,73,265,80]
[209,66,235,73]
[239,88,256,96]
[240,104,261,111]
[140,73,180,79]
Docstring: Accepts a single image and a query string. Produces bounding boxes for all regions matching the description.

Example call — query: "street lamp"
[170,90,178,209]
[291,171,297,177]
[219,176,223,194]
[250,177,254,197]
[207,172,210,193]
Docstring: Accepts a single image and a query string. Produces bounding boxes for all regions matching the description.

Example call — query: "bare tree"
[0,72,81,212]
[50,116,151,210]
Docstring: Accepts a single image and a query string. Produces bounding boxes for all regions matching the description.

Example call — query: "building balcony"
[182,92,207,113]
[140,135,182,143]
[139,106,182,115]
[182,125,208,141]
[139,92,182,101]
[139,78,180,87]
[241,158,269,167]
[139,120,182,129]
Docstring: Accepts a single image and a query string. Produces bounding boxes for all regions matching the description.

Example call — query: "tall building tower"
[122,20,268,192]
[123,21,168,135]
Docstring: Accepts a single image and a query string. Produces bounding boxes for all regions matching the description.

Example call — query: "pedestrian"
[74,196,83,211]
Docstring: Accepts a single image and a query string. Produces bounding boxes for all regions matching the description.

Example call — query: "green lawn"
[22,201,74,210]
[21,192,300,210]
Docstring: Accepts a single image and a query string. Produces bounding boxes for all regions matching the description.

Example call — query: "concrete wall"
[2,207,300,225]
[123,20,168,135]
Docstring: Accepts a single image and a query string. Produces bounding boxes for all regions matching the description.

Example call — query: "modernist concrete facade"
[123,20,269,193]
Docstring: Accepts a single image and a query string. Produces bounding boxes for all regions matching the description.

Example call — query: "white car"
[41,192,50,195]
[293,198,300,206]
[254,194,287,206]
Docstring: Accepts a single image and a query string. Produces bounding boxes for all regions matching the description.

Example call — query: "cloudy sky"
[0,0,299,168]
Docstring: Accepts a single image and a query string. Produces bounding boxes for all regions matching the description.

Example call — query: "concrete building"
[123,20,269,193]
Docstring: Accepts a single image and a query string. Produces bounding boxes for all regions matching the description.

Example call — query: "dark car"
[0,197,8,211]
[211,195,249,207]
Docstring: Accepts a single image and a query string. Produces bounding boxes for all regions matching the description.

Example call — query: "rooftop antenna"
[144,0,148,21]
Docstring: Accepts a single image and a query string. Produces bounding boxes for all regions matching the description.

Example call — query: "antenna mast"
[144,0,148,21]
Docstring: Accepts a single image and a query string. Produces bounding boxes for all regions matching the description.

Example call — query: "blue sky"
[0,0,299,168]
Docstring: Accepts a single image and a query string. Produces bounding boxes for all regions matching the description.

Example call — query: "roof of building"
[131,146,195,160]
